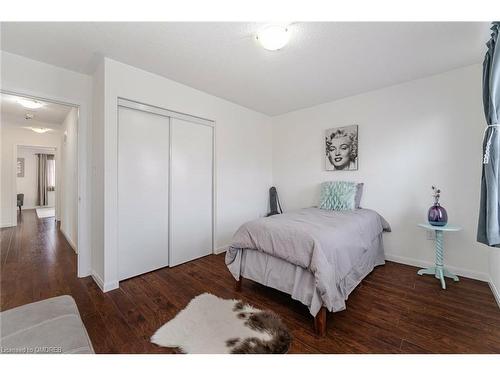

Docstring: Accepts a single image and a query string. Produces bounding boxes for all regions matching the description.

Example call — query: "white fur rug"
[151,293,291,354]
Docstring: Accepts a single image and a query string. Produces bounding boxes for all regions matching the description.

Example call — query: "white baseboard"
[60,227,78,254]
[214,244,229,255]
[77,268,91,278]
[0,222,15,228]
[385,253,490,282]
[91,273,104,290]
[91,273,119,293]
[489,279,500,309]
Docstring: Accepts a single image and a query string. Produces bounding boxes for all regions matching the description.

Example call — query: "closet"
[117,99,214,281]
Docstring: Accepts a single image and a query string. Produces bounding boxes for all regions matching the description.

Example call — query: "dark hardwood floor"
[2,209,500,353]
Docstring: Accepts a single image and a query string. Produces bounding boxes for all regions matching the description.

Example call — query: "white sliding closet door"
[118,106,170,280]
[170,118,213,266]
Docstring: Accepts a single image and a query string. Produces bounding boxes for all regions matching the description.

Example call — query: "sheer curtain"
[47,155,55,191]
[37,154,56,206]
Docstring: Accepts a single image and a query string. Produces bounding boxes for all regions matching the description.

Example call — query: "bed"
[225,207,391,336]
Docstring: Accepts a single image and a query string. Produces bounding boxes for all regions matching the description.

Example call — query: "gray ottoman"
[0,295,94,354]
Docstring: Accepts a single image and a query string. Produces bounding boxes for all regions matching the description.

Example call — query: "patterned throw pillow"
[319,181,358,211]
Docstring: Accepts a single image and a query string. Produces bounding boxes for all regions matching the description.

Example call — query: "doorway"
[1,91,80,267]
[16,145,57,219]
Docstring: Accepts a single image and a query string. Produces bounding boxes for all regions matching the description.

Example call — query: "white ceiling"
[0,22,491,115]
[1,93,71,130]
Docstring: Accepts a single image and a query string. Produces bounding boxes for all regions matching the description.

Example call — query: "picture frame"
[17,157,25,177]
[325,125,358,171]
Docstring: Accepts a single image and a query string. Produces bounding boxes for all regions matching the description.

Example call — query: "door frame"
[2,89,88,277]
[117,98,216,279]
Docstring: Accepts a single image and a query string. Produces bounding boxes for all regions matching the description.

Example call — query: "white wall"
[490,252,500,307]
[1,125,60,226]
[17,147,39,209]
[60,107,78,251]
[91,60,105,284]
[272,64,491,282]
[1,51,92,276]
[94,58,273,290]
[17,146,57,209]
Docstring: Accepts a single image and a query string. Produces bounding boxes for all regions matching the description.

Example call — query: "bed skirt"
[226,233,386,317]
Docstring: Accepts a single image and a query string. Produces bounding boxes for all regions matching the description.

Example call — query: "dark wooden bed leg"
[314,307,327,337]
[235,277,242,292]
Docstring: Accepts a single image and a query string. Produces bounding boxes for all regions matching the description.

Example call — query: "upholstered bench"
[0,295,94,354]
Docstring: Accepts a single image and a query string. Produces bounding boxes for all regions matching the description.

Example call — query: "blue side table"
[417,223,461,289]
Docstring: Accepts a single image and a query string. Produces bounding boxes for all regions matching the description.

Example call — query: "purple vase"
[428,203,448,226]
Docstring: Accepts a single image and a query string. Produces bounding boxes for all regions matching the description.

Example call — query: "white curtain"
[47,156,55,191]
[37,153,55,206]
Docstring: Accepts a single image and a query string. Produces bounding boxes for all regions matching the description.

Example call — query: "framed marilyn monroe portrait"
[325,125,358,171]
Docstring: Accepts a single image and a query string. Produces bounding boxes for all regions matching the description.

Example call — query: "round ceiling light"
[16,98,44,109]
[256,25,290,51]
[29,127,51,134]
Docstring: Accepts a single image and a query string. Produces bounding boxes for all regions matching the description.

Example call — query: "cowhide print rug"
[151,293,291,354]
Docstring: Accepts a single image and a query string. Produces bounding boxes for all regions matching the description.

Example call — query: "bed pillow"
[319,181,358,211]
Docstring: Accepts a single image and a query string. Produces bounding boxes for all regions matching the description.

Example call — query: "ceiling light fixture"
[256,25,290,51]
[29,127,51,134]
[16,98,44,109]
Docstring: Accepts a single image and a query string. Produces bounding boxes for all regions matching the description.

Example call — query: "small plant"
[431,185,441,204]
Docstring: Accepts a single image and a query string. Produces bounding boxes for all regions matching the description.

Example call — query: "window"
[47,155,55,191]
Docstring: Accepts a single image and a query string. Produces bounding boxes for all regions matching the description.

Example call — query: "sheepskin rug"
[151,293,291,354]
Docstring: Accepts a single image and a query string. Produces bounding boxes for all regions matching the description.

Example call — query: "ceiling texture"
[0,22,491,115]
[1,93,72,129]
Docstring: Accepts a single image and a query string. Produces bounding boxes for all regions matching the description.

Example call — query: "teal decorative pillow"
[319,181,358,211]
